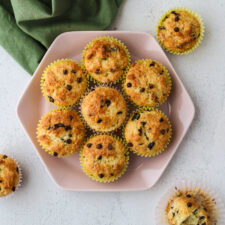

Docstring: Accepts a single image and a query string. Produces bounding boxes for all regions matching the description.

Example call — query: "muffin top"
[81,135,128,182]
[157,10,201,53]
[37,109,85,157]
[81,87,127,132]
[0,154,20,197]
[166,191,210,225]
[42,60,87,106]
[124,110,172,157]
[124,60,171,107]
[83,38,129,83]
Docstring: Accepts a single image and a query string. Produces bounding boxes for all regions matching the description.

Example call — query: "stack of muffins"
[37,8,204,184]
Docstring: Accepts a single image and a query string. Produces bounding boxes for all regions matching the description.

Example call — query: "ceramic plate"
[17,31,195,191]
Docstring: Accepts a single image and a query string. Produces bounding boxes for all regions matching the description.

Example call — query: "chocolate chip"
[159,118,164,122]
[105,99,111,107]
[148,142,155,150]
[162,16,168,21]
[66,139,72,144]
[69,115,73,120]
[98,174,104,178]
[100,105,104,108]
[175,16,179,21]
[87,143,92,148]
[96,69,101,74]
[110,173,114,176]
[127,82,132,88]
[108,144,113,150]
[141,121,146,126]
[149,84,154,89]
[200,216,205,220]
[71,69,76,74]
[127,142,133,147]
[96,144,102,149]
[138,128,142,136]
[16,167,19,173]
[160,70,164,75]
[139,143,144,145]
[47,126,51,130]
[69,134,72,137]
[159,26,166,30]
[204,208,207,212]
[202,223,206,225]
[187,202,192,207]
[63,69,68,75]
[186,194,191,198]
[140,88,145,93]
[97,119,102,123]
[89,113,93,117]
[171,11,179,16]
[172,212,175,217]
[12,186,16,192]
[77,77,82,83]
[65,126,72,131]
[174,27,179,32]
[0,180,2,183]
[53,152,58,157]
[66,84,72,91]
[48,96,54,102]
[3,155,7,159]
[53,123,64,130]
[98,155,102,160]
[144,132,149,141]
[160,129,165,135]
[117,111,122,115]
[132,113,140,121]
[110,68,116,72]
[149,62,155,67]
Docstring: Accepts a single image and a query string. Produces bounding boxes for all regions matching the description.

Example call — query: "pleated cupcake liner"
[123,108,172,158]
[81,36,131,85]
[40,58,88,107]
[155,180,225,225]
[36,107,86,157]
[122,59,172,109]
[80,133,129,183]
[156,7,204,55]
[78,84,129,134]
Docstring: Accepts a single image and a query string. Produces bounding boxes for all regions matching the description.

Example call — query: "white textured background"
[0,0,225,224]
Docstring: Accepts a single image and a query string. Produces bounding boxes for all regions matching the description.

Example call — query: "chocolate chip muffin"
[80,135,128,183]
[81,87,127,132]
[37,109,85,157]
[157,9,203,54]
[41,59,87,107]
[124,109,172,157]
[0,154,21,197]
[124,60,171,108]
[166,191,210,225]
[82,37,130,83]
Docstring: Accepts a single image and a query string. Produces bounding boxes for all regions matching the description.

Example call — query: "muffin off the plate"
[37,109,85,157]
[81,87,127,132]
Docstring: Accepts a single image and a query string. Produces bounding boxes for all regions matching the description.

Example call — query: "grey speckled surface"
[0,0,225,224]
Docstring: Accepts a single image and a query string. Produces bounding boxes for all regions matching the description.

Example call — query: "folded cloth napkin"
[0,0,123,74]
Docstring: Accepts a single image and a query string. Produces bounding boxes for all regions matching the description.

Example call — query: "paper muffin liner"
[78,84,129,134]
[156,7,204,55]
[40,58,88,107]
[122,59,172,109]
[81,36,131,85]
[80,133,129,183]
[123,108,172,158]
[0,155,22,200]
[36,107,86,157]
[155,180,225,225]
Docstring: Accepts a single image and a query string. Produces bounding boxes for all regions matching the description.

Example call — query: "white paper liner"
[155,180,225,225]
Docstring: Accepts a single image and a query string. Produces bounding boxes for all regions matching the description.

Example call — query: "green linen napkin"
[0,0,123,74]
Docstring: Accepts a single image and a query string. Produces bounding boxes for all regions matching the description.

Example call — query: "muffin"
[80,135,128,183]
[0,154,21,197]
[82,37,130,83]
[124,109,172,157]
[166,191,211,225]
[37,109,85,157]
[157,9,203,54]
[41,59,87,107]
[124,60,171,108]
[81,87,127,132]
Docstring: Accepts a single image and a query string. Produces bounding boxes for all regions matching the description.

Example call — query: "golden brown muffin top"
[37,109,85,157]
[166,191,210,225]
[124,110,171,157]
[43,60,87,106]
[0,154,20,197]
[158,10,201,53]
[82,135,128,182]
[124,60,171,107]
[81,87,127,132]
[83,38,129,83]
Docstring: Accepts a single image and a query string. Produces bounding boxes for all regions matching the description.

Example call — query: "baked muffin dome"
[166,192,209,225]
[0,154,20,197]
[42,59,87,106]
[124,110,172,157]
[81,87,127,132]
[37,109,85,157]
[124,60,171,107]
[157,9,202,53]
[82,37,130,83]
[81,135,128,182]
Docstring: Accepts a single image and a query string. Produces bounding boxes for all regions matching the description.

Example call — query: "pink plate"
[17,31,195,191]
